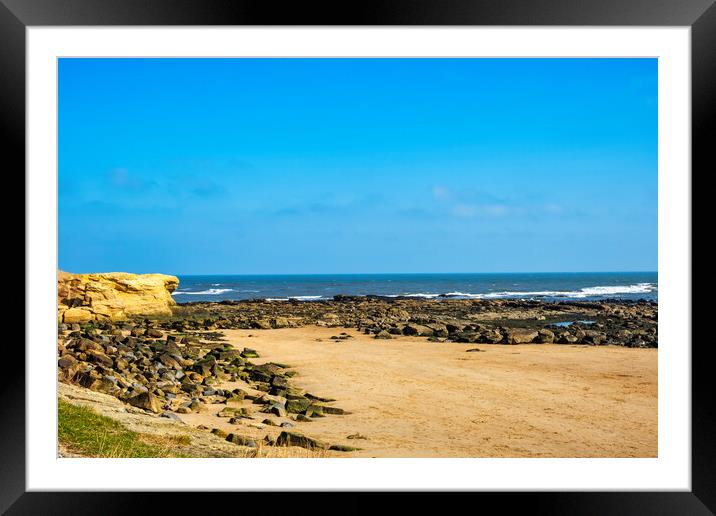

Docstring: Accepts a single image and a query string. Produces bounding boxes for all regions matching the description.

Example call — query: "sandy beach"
[57,283,659,458]
[179,326,657,458]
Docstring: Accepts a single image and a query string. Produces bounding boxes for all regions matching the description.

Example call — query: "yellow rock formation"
[58,271,179,323]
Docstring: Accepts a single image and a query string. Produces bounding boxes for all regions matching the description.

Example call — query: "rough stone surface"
[58,270,179,322]
[276,431,329,450]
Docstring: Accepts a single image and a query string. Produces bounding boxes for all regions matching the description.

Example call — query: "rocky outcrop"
[57,319,351,452]
[170,297,658,348]
[58,271,179,323]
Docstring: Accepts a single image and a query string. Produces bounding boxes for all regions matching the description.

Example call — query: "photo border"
[5,0,712,512]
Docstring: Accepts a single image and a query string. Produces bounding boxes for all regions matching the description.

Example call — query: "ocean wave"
[441,283,656,299]
[172,288,234,295]
[265,295,324,301]
[386,293,441,299]
[172,282,656,301]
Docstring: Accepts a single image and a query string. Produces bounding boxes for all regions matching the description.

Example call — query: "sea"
[171,272,658,304]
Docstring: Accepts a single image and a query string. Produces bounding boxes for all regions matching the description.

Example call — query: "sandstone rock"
[251,319,272,330]
[57,354,77,369]
[85,349,114,367]
[62,308,94,324]
[402,324,434,337]
[58,271,179,322]
[505,330,539,344]
[557,332,578,344]
[127,391,162,413]
[536,329,555,343]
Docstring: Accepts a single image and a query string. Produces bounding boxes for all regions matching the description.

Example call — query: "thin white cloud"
[452,203,510,218]
[432,185,450,201]
[452,204,477,217]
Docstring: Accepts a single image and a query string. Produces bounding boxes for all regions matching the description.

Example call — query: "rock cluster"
[173,297,658,348]
[57,318,351,451]
[58,271,179,323]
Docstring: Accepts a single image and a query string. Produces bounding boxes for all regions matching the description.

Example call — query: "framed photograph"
[6,0,712,512]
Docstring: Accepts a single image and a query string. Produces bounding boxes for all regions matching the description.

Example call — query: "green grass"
[58,399,192,458]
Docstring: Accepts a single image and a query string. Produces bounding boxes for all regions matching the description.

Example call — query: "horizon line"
[169,270,658,277]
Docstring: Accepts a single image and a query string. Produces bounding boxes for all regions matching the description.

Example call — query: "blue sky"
[59,58,657,275]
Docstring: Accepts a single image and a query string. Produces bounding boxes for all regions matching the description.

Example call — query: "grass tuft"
[58,399,192,458]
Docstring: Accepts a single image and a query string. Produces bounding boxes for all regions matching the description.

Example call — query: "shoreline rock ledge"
[58,271,179,323]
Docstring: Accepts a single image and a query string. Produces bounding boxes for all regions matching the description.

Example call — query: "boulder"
[251,319,272,330]
[536,329,555,343]
[402,324,434,337]
[57,354,77,369]
[58,271,179,322]
[505,330,538,344]
[226,434,258,447]
[127,391,162,413]
[276,431,329,450]
[286,398,311,414]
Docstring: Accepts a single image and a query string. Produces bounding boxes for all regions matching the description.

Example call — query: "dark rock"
[286,398,312,414]
[242,348,260,358]
[402,324,434,337]
[276,431,329,450]
[505,330,538,344]
[226,434,258,447]
[321,406,348,415]
[329,444,362,452]
[58,354,78,369]
[536,329,555,343]
[211,428,228,438]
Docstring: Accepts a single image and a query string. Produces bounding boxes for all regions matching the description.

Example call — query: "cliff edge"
[58,271,179,323]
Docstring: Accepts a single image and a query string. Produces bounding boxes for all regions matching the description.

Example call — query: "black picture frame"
[4,0,712,512]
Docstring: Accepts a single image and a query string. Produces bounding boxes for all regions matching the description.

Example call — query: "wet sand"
[206,326,658,458]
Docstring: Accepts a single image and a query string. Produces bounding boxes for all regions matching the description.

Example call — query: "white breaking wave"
[577,283,654,296]
[172,288,234,296]
[266,295,323,301]
[172,282,656,300]
[386,293,441,299]
[441,283,656,299]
